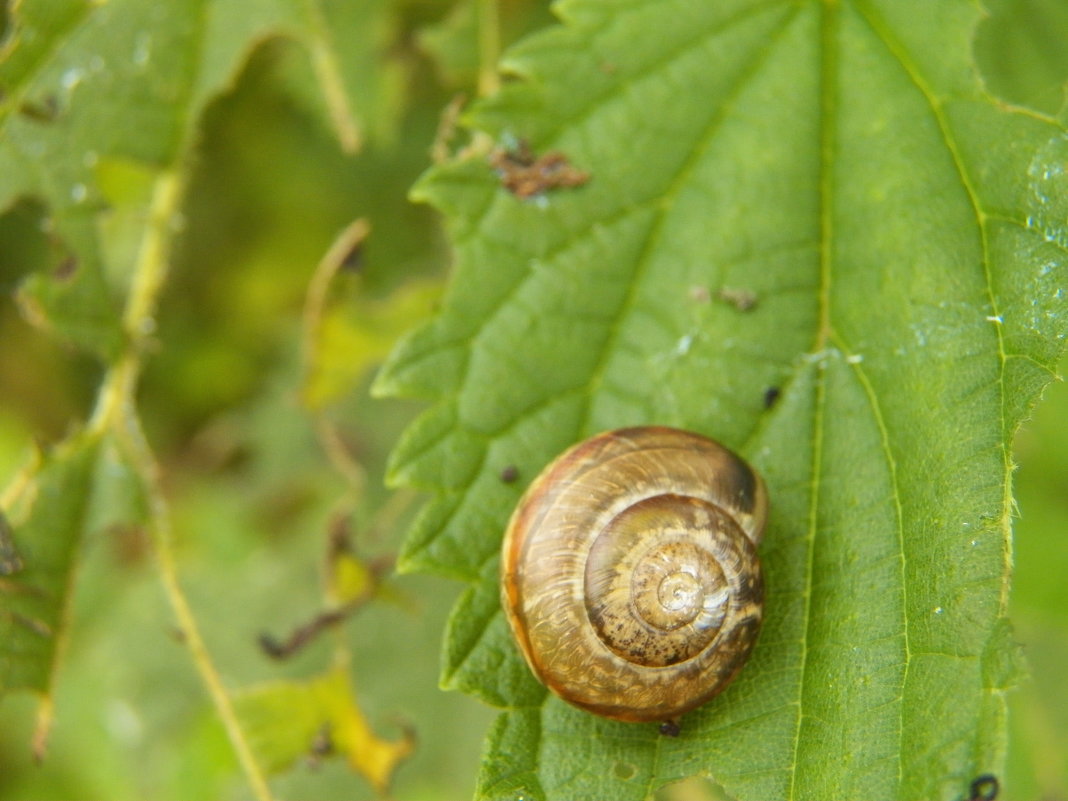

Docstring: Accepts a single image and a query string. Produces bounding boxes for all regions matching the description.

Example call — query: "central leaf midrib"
[786,0,837,796]
[790,2,1003,796]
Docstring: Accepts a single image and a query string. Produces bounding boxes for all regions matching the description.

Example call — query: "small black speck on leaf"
[340,242,364,272]
[19,95,59,122]
[53,255,79,281]
[0,510,24,576]
[967,774,998,801]
[658,720,681,737]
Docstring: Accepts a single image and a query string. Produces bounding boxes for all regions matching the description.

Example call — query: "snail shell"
[500,426,767,723]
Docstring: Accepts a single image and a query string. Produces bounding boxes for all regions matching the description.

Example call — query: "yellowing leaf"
[303,277,442,409]
[234,665,413,793]
[329,550,373,605]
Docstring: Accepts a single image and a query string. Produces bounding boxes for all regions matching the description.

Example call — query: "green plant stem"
[300,219,371,496]
[89,170,274,801]
[130,418,275,801]
[303,0,360,152]
[477,0,501,97]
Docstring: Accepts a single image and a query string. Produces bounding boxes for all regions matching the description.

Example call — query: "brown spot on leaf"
[19,95,59,122]
[490,140,590,198]
[339,241,364,273]
[52,255,79,282]
[0,511,24,576]
[714,286,758,311]
[305,723,335,769]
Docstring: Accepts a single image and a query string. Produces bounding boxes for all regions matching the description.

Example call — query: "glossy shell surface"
[500,426,767,722]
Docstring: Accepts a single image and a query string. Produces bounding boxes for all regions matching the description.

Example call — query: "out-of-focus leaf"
[376,0,1068,799]
[0,0,395,357]
[0,434,99,693]
[234,665,413,793]
[316,0,410,147]
[1006,349,1068,800]
[419,1,481,88]
[417,0,557,91]
[303,277,442,410]
[86,438,150,536]
[0,510,23,576]
[93,158,164,288]
[975,0,1068,117]
[329,550,373,605]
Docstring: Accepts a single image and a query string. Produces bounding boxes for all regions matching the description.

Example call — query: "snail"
[500,426,767,724]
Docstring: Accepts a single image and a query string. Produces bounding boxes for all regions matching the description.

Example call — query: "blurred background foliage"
[0,1,1065,799]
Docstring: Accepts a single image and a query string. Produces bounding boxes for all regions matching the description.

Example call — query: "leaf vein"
[574,4,803,441]
[533,0,801,145]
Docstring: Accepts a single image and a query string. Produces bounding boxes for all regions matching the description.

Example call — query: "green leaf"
[0,432,148,726]
[975,0,1068,117]
[375,1,1068,799]
[0,0,390,357]
[418,0,483,89]
[0,434,99,695]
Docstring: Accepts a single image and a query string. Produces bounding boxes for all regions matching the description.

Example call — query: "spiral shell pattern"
[500,426,767,723]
